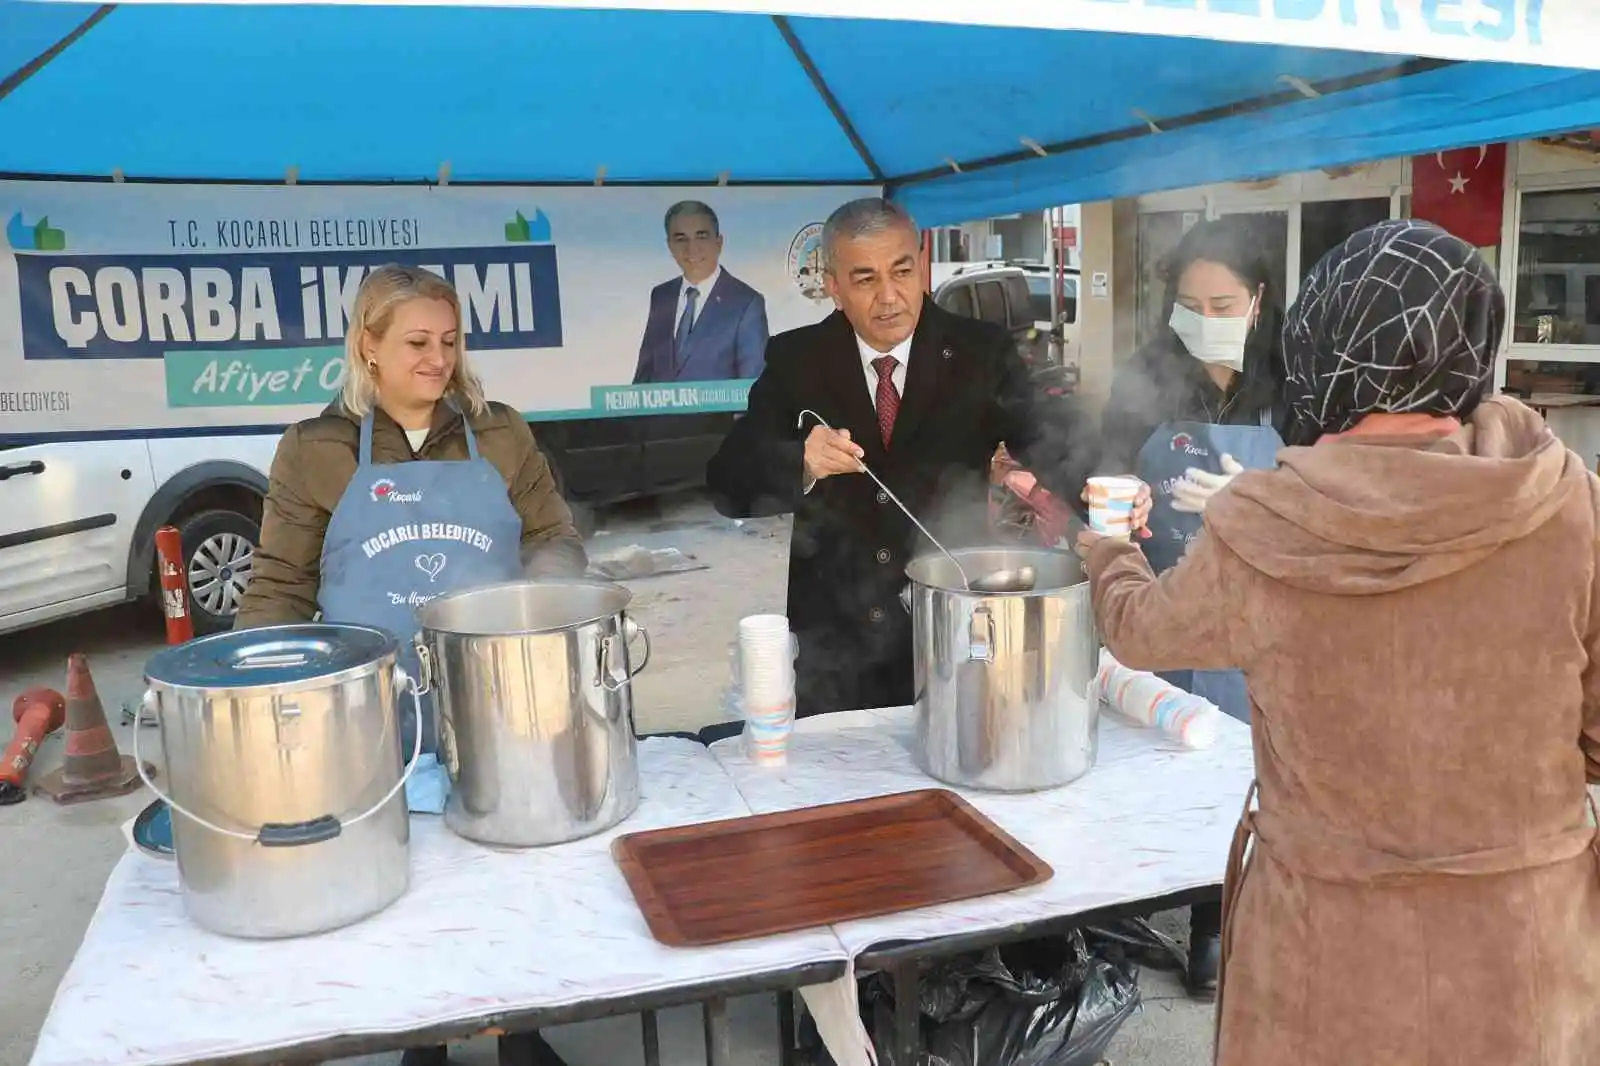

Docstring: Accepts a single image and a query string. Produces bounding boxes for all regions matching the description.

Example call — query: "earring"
[366,360,378,375]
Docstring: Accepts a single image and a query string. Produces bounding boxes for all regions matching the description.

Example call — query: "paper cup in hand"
[1087,476,1141,537]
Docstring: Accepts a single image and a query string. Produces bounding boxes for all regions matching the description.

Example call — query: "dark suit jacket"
[705,298,1077,717]
[632,270,769,384]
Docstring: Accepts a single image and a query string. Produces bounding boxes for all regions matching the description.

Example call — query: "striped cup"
[1086,475,1142,537]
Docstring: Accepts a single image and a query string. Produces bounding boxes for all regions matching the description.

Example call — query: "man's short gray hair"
[821,197,918,271]
[664,200,720,236]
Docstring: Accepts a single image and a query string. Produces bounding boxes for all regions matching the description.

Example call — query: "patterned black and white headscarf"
[1280,219,1505,446]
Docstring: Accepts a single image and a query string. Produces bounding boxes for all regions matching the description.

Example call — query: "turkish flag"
[1410,144,1508,248]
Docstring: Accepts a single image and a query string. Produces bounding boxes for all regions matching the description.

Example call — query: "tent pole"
[770,15,885,184]
[0,4,117,104]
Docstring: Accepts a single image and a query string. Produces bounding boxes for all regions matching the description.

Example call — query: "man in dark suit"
[706,197,1081,719]
[632,200,770,384]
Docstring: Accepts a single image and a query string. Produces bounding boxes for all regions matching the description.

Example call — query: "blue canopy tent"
[3,1,1600,225]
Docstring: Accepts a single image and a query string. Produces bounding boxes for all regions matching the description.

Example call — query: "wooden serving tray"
[612,788,1053,947]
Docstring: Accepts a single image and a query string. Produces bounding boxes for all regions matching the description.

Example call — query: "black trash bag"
[1083,916,1187,975]
[864,930,1141,1066]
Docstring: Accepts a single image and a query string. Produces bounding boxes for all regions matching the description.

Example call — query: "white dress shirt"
[857,334,912,407]
[802,333,913,494]
[676,266,721,331]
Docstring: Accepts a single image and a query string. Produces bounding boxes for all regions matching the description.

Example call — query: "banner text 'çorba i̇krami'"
[0,181,869,439]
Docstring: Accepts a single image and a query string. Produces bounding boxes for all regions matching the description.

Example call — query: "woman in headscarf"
[1077,219,1600,1066]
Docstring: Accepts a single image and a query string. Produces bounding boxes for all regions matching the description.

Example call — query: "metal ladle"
[967,564,1038,594]
[796,409,1037,594]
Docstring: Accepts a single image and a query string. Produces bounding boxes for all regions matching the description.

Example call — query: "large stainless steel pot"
[414,578,647,847]
[907,546,1100,792]
[138,624,422,938]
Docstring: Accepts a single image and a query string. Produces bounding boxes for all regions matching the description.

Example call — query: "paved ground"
[0,492,1213,1066]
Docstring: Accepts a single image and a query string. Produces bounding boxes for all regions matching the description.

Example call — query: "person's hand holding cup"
[1080,475,1149,549]
[803,425,865,483]
[1075,476,1148,557]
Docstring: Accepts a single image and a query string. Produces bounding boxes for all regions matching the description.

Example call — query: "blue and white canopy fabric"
[4,0,1600,224]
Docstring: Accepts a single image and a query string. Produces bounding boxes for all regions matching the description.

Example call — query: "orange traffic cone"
[34,654,148,805]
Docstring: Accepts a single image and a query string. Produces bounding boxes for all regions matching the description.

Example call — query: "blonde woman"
[236,266,581,1065]
[236,263,586,742]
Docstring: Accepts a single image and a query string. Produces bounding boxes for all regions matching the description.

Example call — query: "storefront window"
[1504,359,1600,470]
[1503,358,1600,400]
[1514,188,1600,346]
[1301,198,1391,277]
[1218,210,1290,305]
[1135,211,1197,347]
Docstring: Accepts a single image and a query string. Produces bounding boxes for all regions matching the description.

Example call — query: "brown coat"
[1085,396,1600,1066]
[235,401,585,629]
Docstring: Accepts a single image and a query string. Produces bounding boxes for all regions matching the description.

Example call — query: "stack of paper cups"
[738,614,796,766]
[1095,649,1220,749]
[1086,475,1142,537]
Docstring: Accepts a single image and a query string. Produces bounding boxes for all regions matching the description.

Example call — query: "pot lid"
[145,623,398,691]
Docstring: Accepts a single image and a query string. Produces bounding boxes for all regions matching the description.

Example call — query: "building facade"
[1076,134,1600,463]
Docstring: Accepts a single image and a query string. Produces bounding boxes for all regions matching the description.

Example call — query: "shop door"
[1300,198,1394,281]
[1213,208,1294,305]
[1134,210,1201,347]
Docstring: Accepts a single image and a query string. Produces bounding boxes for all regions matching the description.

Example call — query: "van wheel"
[178,509,261,635]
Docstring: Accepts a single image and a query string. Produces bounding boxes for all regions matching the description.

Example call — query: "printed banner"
[70,0,1591,72]
[0,180,866,439]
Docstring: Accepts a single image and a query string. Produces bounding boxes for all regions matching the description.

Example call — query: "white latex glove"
[1171,453,1245,514]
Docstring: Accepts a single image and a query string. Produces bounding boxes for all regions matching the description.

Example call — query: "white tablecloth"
[709,708,1254,956]
[30,710,1255,1066]
[28,738,849,1066]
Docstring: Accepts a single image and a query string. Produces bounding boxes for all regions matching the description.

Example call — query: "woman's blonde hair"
[340,264,487,418]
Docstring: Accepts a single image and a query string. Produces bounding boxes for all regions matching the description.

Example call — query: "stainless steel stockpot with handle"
[906,546,1100,793]
[415,578,648,848]
[140,623,423,938]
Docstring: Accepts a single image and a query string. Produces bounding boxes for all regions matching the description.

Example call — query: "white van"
[0,433,277,637]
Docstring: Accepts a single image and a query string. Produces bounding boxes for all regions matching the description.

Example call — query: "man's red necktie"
[872,355,900,448]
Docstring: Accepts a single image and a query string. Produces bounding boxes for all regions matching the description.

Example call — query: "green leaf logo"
[34,216,66,251]
[504,211,531,243]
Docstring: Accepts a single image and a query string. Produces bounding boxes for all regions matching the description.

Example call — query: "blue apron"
[318,407,524,759]
[1134,408,1282,723]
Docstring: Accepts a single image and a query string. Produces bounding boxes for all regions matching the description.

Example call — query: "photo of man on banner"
[632,200,770,384]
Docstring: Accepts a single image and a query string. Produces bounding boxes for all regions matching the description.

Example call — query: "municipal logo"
[787,223,826,302]
[370,478,423,504]
[6,211,67,251]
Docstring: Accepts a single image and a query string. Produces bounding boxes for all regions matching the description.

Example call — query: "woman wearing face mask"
[1093,217,1286,999]
[1099,217,1286,720]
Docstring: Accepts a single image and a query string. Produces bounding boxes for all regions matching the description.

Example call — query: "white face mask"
[1169,297,1257,373]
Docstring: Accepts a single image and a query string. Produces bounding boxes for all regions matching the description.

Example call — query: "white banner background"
[0,181,872,439]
